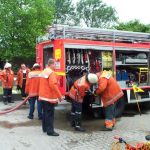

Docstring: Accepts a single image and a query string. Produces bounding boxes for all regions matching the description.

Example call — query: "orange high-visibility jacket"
[25,70,41,97]
[39,67,62,104]
[0,69,14,88]
[96,71,124,107]
[69,75,91,103]
[16,68,30,88]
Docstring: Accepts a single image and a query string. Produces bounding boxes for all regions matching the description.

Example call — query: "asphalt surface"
[0,100,150,150]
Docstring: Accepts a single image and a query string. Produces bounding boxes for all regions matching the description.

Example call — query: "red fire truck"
[36,24,150,117]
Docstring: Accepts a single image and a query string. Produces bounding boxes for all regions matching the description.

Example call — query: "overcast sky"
[103,0,150,24]
[73,0,150,24]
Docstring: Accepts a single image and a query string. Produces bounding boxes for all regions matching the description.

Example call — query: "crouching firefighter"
[95,71,124,131]
[68,73,98,132]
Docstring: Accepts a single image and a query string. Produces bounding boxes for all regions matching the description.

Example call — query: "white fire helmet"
[33,63,40,68]
[87,73,98,84]
[4,63,12,69]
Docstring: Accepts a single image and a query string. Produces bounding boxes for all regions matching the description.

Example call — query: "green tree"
[0,0,54,63]
[75,0,118,28]
[115,20,150,33]
[53,0,75,25]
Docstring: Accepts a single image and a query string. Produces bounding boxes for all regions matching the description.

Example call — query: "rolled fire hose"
[74,66,78,69]
[67,66,71,70]
[86,67,90,72]
[77,66,80,69]
[70,66,75,70]
[81,66,85,70]
[81,51,84,65]
[0,96,29,115]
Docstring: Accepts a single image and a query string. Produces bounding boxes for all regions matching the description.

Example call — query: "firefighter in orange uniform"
[39,58,64,136]
[16,64,30,100]
[69,73,98,132]
[25,63,42,120]
[95,71,124,131]
[0,63,14,105]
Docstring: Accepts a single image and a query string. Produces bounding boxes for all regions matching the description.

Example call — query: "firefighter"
[95,71,124,131]
[25,63,42,120]
[16,64,30,100]
[39,58,64,136]
[68,73,98,132]
[0,63,14,105]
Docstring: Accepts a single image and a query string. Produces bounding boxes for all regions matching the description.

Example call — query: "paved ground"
[0,101,150,150]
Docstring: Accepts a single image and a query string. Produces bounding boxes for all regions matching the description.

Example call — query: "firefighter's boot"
[8,96,14,103]
[101,120,113,131]
[101,126,113,131]
[75,113,85,132]
[70,113,75,127]
[3,96,7,105]
[112,118,116,128]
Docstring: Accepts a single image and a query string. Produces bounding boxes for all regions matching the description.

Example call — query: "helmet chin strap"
[85,74,89,83]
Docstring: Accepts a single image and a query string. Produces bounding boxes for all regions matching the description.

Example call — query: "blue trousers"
[28,96,42,119]
[104,103,116,121]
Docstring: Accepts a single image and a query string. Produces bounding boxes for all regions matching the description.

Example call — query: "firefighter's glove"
[59,96,64,102]
[93,90,98,97]
[16,85,20,91]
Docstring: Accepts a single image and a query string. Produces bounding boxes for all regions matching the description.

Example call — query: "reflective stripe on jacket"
[25,70,41,97]
[16,68,30,87]
[96,71,124,107]
[0,69,14,88]
[69,75,90,103]
[38,68,62,103]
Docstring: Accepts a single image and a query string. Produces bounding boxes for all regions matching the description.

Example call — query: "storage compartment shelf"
[116,64,147,66]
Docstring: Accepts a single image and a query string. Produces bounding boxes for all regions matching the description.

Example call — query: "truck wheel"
[115,97,126,118]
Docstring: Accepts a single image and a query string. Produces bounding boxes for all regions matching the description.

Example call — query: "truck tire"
[115,97,126,118]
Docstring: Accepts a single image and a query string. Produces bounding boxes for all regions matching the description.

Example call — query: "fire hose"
[0,96,29,115]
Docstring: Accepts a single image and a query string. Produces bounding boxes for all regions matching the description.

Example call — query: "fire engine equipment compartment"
[65,48,113,91]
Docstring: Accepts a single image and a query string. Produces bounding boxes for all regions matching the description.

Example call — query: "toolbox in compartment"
[116,51,150,87]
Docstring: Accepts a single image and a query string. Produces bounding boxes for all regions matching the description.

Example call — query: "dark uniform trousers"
[3,88,12,103]
[104,103,116,121]
[71,100,82,127]
[21,73,27,98]
[41,101,55,134]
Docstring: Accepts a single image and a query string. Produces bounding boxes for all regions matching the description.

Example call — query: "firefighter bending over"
[68,73,98,132]
[25,63,42,120]
[0,63,14,105]
[95,71,124,131]
[39,58,64,136]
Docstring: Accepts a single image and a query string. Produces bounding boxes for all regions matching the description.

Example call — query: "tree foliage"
[75,0,118,28]
[53,0,75,25]
[115,20,150,33]
[0,0,54,62]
